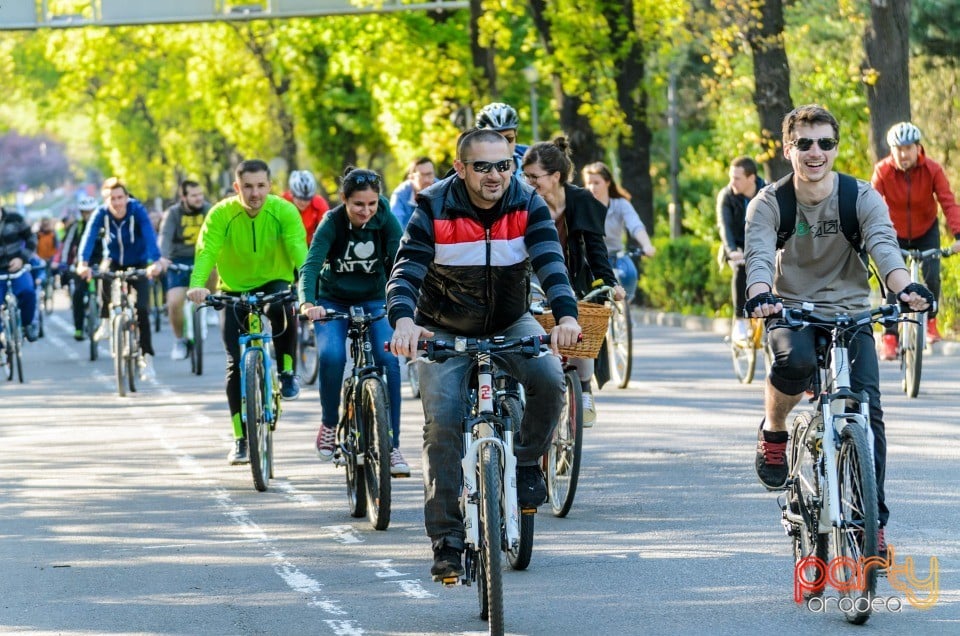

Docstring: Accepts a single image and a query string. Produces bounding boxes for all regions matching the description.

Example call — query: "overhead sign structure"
[0,0,468,29]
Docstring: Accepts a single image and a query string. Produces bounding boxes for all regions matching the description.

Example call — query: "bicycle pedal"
[520,507,537,515]
[434,574,462,587]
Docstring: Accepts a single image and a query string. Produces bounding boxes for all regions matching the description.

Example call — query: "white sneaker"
[170,338,188,360]
[732,319,750,344]
[139,353,156,381]
[93,321,110,342]
[390,448,411,477]
[582,392,597,428]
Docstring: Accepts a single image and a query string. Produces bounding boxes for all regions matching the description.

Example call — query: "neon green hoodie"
[190,194,307,292]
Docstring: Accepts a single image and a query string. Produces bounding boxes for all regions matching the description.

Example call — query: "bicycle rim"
[789,411,829,599]
[478,443,504,632]
[361,378,391,530]
[831,422,879,625]
[608,299,632,388]
[245,350,270,491]
[547,370,583,517]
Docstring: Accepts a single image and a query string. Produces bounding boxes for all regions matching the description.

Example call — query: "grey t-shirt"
[603,197,646,253]
[745,173,905,315]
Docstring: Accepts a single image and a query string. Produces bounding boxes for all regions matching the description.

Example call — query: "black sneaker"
[229,438,249,465]
[280,372,300,400]
[430,545,464,581]
[517,464,547,507]
[755,421,788,490]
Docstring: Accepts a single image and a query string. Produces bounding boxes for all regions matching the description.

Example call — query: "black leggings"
[220,280,298,419]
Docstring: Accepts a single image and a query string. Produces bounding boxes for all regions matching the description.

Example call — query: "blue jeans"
[0,272,37,329]
[610,253,637,301]
[417,312,564,545]
[314,298,401,448]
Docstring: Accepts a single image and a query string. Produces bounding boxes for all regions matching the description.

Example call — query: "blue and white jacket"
[79,198,161,267]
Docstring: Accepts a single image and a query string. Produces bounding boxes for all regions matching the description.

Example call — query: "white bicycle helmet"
[77,195,99,211]
[475,102,520,131]
[288,170,317,199]
[886,122,922,148]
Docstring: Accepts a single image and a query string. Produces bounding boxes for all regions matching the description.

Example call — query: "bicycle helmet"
[475,102,520,132]
[288,170,317,199]
[77,195,99,211]
[886,122,922,148]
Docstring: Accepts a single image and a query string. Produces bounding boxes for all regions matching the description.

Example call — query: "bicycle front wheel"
[114,317,127,397]
[546,369,583,517]
[2,318,13,381]
[831,421,879,625]
[12,310,23,384]
[345,396,368,518]
[299,322,318,385]
[477,443,504,633]
[87,292,99,361]
[360,378,391,530]
[244,350,271,492]
[789,411,829,599]
[126,322,138,394]
[191,306,204,376]
[901,313,924,398]
[607,298,632,388]
[501,396,534,570]
[730,317,757,384]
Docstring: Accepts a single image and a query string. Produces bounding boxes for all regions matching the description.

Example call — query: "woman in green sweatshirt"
[298,168,408,476]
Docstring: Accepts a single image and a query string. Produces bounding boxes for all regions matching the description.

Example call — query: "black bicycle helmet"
[886,122,922,148]
[475,102,520,131]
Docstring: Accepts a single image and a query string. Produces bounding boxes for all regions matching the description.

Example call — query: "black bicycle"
[96,268,148,397]
[0,265,31,383]
[304,306,392,530]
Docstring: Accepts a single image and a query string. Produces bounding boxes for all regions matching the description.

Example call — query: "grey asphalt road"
[1,295,957,635]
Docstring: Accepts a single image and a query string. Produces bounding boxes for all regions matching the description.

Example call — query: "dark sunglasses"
[464,159,514,174]
[791,137,839,152]
[348,172,381,186]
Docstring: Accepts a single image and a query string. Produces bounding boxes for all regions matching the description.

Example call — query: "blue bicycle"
[204,289,295,492]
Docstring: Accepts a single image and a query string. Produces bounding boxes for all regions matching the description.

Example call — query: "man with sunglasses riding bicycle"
[744,104,935,558]
[387,128,581,580]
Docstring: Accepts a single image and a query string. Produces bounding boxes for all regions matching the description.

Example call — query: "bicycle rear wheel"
[546,369,583,517]
[900,313,924,398]
[345,395,368,518]
[360,378,391,530]
[244,350,271,492]
[191,306,204,376]
[607,298,632,388]
[730,316,757,384]
[789,411,829,599]
[114,317,127,397]
[477,443,504,633]
[299,322,318,385]
[830,421,879,625]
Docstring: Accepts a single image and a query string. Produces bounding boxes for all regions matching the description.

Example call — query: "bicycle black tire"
[151,282,162,333]
[477,442,504,633]
[789,411,829,599]
[191,306,204,376]
[547,369,583,517]
[608,298,633,388]
[730,317,757,384]
[501,396,534,570]
[345,384,367,518]
[87,290,99,361]
[2,313,13,381]
[11,306,23,384]
[831,422,879,625]
[901,313,924,398]
[299,322,318,385]
[126,322,138,393]
[245,349,270,492]
[113,317,126,397]
[360,377,391,530]
[43,278,55,315]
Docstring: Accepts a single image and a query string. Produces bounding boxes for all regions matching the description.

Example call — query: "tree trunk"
[863,0,912,160]
[744,0,793,181]
[606,0,654,235]
[470,0,497,97]
[527,0,603,180]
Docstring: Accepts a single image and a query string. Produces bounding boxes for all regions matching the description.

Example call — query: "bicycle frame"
[238,304,279,430]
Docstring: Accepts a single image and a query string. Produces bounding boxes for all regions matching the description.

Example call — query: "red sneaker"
[880,334,899,361]
[927,317,942,344]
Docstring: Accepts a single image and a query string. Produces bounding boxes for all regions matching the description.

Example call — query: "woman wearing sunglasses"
[521,138,624,425]
[298,167,409,476]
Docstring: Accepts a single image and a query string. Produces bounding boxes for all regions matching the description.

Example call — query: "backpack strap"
[773,173,796,250]
[774,172,862,253]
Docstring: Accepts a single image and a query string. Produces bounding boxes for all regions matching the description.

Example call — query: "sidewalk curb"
[631,308,960,356]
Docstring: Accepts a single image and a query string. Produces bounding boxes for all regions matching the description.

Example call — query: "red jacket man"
[283,170,329,245]
[871,122,960,352]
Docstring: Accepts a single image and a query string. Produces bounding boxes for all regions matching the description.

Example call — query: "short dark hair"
[522,137,574,184]
[407,156,433,176]
[180,180,202,197]
[339,167,382,199]
[101,177,128,196]
[456,129,508,161]
[730,156,758,177]
[235,159,271,180]
[781,104,840,146]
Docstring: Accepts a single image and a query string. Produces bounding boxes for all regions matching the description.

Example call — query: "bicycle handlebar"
[166,263,194,272]
[92,267,149,281]
[203,289,297,312]
[417,333,553,362]
[900,247,955,260]
[772,303,904,332]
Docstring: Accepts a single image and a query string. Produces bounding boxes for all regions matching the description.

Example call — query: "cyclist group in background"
[5,99,955,583]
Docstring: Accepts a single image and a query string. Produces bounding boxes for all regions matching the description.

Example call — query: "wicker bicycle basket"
[533,301,612,359]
